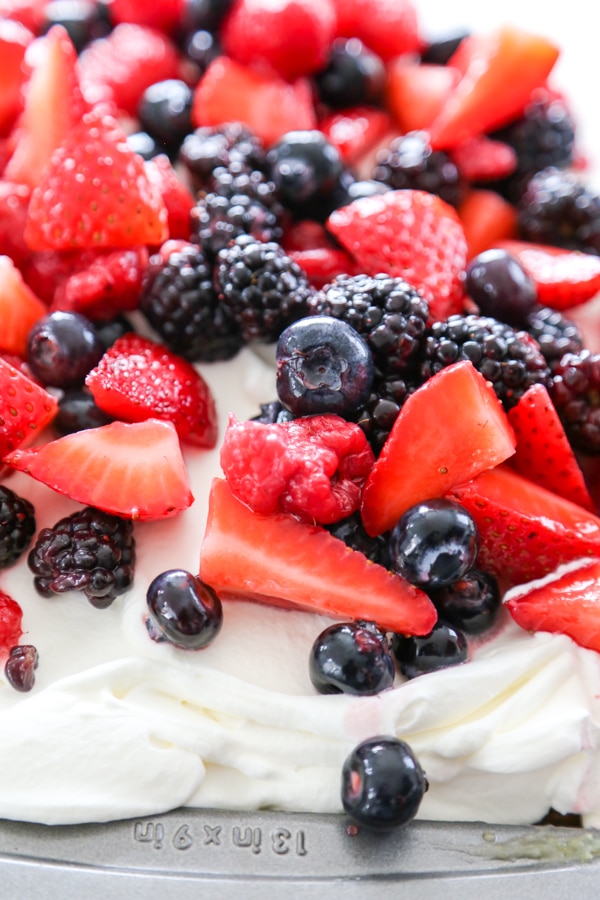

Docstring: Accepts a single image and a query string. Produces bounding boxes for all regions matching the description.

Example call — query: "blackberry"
[551,350,600,454]
[251,400,296,424]
[524,305,584,373]
[314,37,386,109]
[518,167,600,255]
[326,512,390,568]
[420,314,552,410]
[372,131,466,208]
[140,243,243,362]
[356,374,421,454]
[28,507,136,608]
[178,123,266,191]
[0,486,36,569]
[214,235,316,343]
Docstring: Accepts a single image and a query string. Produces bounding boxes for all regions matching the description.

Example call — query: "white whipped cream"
[2,346,600,827]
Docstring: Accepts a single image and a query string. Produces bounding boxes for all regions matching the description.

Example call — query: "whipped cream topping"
[2,346,600,827]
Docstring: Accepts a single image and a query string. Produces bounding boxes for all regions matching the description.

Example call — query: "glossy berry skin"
[309,621,395,695]
[341,737,427,831]
[55,388,113,435]
[26,311,104,389]
[138,80,194,156]
[276,315,374,417]
[146,569,223,650]
[266,131,344,208]
[127,131,161,160]
[430,569,501,635]
[465,248,537,327]
[4,645,38,692]
[388,499,479,589]
[315,37,385,109]
[391,620,468,679]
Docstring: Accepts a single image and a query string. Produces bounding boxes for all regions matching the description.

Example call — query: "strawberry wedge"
[200,478,437,636]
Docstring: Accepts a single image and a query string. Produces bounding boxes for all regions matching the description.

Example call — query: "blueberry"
[55,388,113,435]
[388,499,479,589]
[41,0,110,53]
[341,736,427,831]
[276,315,374,417]
[146,569,223,650]
[185,29,220,74]
[391,620,468,679]
[181,0,235,33]
[127,131,162,161]
[315,37,385,109]
[309,621,395,696]
[26,311,104,388]
[266,131,344,208]
[464,248,537,327]
[429,569,501,635]
[138,80,194,156]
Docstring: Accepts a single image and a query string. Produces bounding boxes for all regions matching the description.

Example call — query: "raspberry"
[0,589,23,657]
[220,413,375,525]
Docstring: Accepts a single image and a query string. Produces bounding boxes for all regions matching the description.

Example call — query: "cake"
[2,0,600,832]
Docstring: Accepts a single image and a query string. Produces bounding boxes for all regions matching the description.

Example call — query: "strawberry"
[505,560,600,653]
[4,418,193,521]
[144,155,195,243]
[450,136,517,183]
[108,0,185,34]
[0,356,58,458]
[360,361,516,537]
[385,60,459,134]
[282,220,355,288]
[327,189,469,322]
[428,27,560,149]
[0,18,32,137]
[4,25,88,189]
[457,190,518,261]
[85,333,218,448]
[318,107,395,167]
[49,246,149,319]
[0,180,31,269]
[221,0,337,81]
[220,414,374,525]
[0,590,22,658]
[448,465,600,588]
[24,107,168,252]
[494,240,600,310]
[0,0,46,33]
[331,0,422,62]
[0,255,47,357]
[191,56,317,148]
[200,477,437,635]
[507,384,593,511]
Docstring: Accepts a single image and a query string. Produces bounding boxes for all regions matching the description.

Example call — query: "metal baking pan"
[2,809,600,898]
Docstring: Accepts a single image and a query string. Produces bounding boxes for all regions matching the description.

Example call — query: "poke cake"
[2,0,600,834]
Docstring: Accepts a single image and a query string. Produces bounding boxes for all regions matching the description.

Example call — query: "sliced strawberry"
[428,27,560,149]
[0,180,31,269]
[319,107,395,167]
[0,590,22,658]
[457,189,518,261]
[108,0,185,33]
[200,477,437,635]
[85,333,218,447]
[327,189,468,322]
[505,560,600,653]
[282,220,355,287]
[144,155,195,243]
[0,255,47,357]
[450,136,517,183]
[385,60,459,134]
[507,384,593,511]
[4,418,193,521]
[24,107,168,252]
[331,0,422,62]
[494,240,600,310]
[0,19,33,137]
[448,465,600,588]
[360,360,516,536]
[49,246,149,319]
[191,56,317,148]
[0,356,58,458]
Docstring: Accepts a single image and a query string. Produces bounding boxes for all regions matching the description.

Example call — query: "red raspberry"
[0,589,23,658]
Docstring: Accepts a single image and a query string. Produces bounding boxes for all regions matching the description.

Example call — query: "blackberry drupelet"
[356,370,421,455]
[140,243,243,362]
[372,131,466,208]
[551,350,600,454]
[214,235,316,343]
[28,507,136,608]
[524,305,584,373]
[420,314,552,410]
[178,122,266,191]
[518,167,600,255]
[326,512,390,568]
[0,485,36,569]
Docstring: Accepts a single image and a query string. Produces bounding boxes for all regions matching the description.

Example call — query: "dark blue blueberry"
[93,314,133,352]
[391,620,468,679]
[326,513,390,568]
[138,80,194,156]
[429,569,501,635]
[185,29,220,74]
[309,621,395,696]
[266,131,344,208]
[388,499,478,589]
[315,37,385,109]
[26,311,104,388]
[127,131,162,161]
[146,569,223,650]
[55,388,112,435]
[251,400,296,425]
[41,0,111,52]
[181,0,235,33]
[276,315,374,417]
[465,248,537,327]
[341,736,427,831]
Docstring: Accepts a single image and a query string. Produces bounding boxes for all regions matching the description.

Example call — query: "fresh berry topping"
[0,18,32,137]
[325,512,390,568]
[495,240,600,311]
[86,333,218,448]
[0,255,47,358]
[391,619,468,679]
[429,570,501,636]
[138,79,193,158]
[314,37,385,109]
[5,419,193,521]
[0,484,36,568]
[276,316,374,418]
[517,168,600,256]
[464,248,537,327]
[55,387,113,435]
[420,314,552,410]
[389,499,479,590]
[456,189,518,262]
[332,0,422,62]
[341,736,427,832]
[551,351,600,454]
[360,361,516,537]
[318,106,394,169]
[4,644,38,692]
[214,235,316,344]
[178,122,266,193]
[523,305,583,373]
[309,621,395,695]
[385,59,458,134]
[109,0,185,33]
[0,590,23,657]
[146,569,223,650]
[266,130,345,215]
[41,0,110,52]
[184,28,220,75]
[140,242,242,363]
[220,413,374,525]
[251,400,295,425]
[327,190,468,322]
[0,356,58,459]
[182,0,234,33]
[449,135,518,184]
[28,506,136,608]
[372,131,466,208]
[420,30,469,66]
[144,155,196,241]
[26,311,104,389]
[200,477,437,635]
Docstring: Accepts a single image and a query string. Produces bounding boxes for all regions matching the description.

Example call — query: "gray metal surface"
[1,808,600,899]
